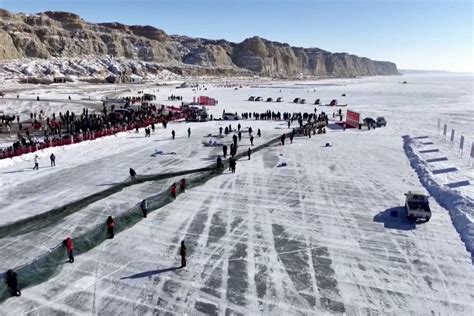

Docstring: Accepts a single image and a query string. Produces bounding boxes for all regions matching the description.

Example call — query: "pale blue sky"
[1,0,472,72]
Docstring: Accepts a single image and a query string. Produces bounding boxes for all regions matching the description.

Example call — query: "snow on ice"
[0,74,473,315]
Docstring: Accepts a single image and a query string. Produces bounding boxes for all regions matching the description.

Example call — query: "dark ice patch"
[231,217,244,231]
[311,246,345,313]
[186,197,212,255]
[226,242,248,306]
[201,264,223,298]
[254,263,268,299]
[263,151,279,169]
[207,212,226,246]
[195,299,219,315]
[63,291,93,312]
[225,308,244,316]
[163,279,180,296]
[272,224,314,306]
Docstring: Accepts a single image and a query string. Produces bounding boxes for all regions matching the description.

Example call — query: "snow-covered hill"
[0,57,181,82]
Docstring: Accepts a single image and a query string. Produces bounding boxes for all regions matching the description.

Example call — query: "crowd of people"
[2,98,334,298]
[0,98,185,159]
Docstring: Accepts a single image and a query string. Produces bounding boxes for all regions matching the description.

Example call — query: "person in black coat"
[216,156,224,169]
[229,157,236,173]
[180,240,187,268]
[106,216,114,239]
[172,130,175,139]
[6,270,21,297]
[50,153,56,167]
[223,145,228,158]
[141,199,148,218]
[247,148,251,160]
[129,168,137,181]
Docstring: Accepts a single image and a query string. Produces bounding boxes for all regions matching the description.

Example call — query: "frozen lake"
[0,74,473,315]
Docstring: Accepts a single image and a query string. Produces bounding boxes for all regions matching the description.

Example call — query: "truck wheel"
[425,217,430,222]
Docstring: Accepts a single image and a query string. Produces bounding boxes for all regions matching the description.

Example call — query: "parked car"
[405,191,431,222]
[314,99,321,105]
[266,97,273,102]
[276,97,283,102]
[293,98,301,103]
[255,96,263,101]
[248,96,255,101]
[222,113,240,120]
[363,117,376,128]
[300,99,306,104]
[376,117,387,127]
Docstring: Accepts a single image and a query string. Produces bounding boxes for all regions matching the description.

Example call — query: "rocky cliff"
[0,9,399,78]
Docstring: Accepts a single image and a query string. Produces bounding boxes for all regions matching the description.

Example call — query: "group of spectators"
[0,97,183,159]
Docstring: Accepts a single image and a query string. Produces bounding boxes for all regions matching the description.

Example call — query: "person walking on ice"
[50,153,56,167]
[180,240,187,268]
[170,183,177,199]
[229,157,236,173]
[280,133,286,146]
[33,155,39,170]
[141,199,148,218]
[106,216,115,239]
[129,168,137,182]
[6,270,20,297]
[247,148,251,160]
[187,127,191,138]
[223,144,228,158]
[216,156,224,170]
[64,237,74,263]
[172,130,175,140]
[180,178,187,193]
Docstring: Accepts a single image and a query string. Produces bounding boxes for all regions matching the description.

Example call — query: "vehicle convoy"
[405,191,431,222]
[222,113,240,120]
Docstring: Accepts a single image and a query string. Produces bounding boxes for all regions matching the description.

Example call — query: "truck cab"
[405,191,431,222]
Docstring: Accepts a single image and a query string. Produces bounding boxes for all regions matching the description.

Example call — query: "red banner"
[346,110,360,128]
[198,96,217,106]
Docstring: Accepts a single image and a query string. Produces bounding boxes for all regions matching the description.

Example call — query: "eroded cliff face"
[0,9,399,78]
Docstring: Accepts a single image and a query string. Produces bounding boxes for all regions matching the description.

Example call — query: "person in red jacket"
[106,216,115,239]
[179,178,186,193]
[64,237,74,263]
[170,183,177,198]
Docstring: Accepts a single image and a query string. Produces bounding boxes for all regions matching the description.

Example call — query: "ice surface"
[0,74,473,314]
